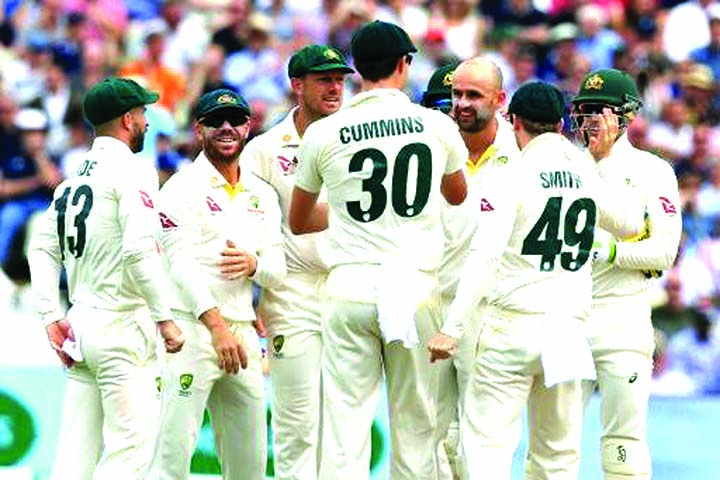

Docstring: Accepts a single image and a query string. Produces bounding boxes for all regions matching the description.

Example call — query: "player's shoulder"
[160,159,198,194]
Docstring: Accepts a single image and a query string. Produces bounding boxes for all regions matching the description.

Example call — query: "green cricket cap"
[508,81,565,124]
[193,89,251,120]
[288,44,354,78]
[350,20,417,62]
[83,77,159,126]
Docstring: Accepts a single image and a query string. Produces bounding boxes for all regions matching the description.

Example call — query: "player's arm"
[118,175,184,353]
[612,162,682,271]
[157,182,246,372]
[289,186,327,234]
[250,188,287,288]
[593,170,645,240]
[428,175,516,361]
[440,117,469,205]
[27,201,76,367]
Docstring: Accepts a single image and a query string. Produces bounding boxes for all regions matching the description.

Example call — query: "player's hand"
[157,320,185,353]
[46,318,75,368]
[587,107,619,162]
[591,239,616,264]
[218,239,257,280]
[427,332,458,363]
[209,324,249,374]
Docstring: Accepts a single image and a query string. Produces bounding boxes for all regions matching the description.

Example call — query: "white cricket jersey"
[439,115,519,297]
[157,153,285,323]
[442,133,645,338]
[241,107,327,273]
[591,134,682,302]
[28,136,174,325]
[294,88,467,273]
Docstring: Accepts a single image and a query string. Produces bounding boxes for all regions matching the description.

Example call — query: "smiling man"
[236,44,354,480]
[148,88,286,480]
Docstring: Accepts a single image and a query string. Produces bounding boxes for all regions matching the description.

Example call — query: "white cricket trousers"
[260,271,326,480]
[149,319,266,480]
[461,309,584,480]
[318,297,443,480]
[582,298,654,480]
[50,304,160,480]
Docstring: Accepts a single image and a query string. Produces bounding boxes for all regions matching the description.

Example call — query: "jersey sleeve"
[614,158,682,271]
[250,184,287,288]
[156,179,218,319]
[441,171,517,339]
[27,201,65,326]
[117,167,174,323]
[439,114,468,174]
[591,168,645,240]
[294,125,324,194]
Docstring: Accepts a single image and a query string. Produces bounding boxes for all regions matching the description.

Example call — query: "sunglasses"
[576,103,611,115]
[430,98,452,113]
[200,113,248,128]
[405,55,413,65]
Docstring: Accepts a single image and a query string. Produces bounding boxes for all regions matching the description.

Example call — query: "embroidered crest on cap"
[584,74,604,90]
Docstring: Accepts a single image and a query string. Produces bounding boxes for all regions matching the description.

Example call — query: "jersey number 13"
[54,185,94,260]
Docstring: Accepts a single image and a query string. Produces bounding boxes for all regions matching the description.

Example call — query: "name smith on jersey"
[339,116,424,144]
[539,170,583,189]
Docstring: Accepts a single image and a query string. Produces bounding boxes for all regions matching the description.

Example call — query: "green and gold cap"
[83,77,159,126]
[288,44,354,78]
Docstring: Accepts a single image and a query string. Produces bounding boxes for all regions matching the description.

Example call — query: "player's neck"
[464,117,498,161]
[209,157,241,186]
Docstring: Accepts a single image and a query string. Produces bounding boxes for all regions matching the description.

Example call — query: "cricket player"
[570,68,682,479]
[27,77,185,480]
[148,89,286,480]
[237,44,354,480]
[427,81,646,480]
[289,20,468,480]
[424,58,521,480]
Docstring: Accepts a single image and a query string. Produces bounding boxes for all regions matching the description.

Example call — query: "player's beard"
[456,107,493,133]
[203,130,245,164]
[129,121,146,153]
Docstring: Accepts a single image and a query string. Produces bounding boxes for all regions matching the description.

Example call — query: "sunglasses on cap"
[200,112,249,128]
[429,97,452,113]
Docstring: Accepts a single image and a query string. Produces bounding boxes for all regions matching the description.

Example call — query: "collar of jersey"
[466,145,497,176]
[195,152,245,197]
[345,88,410,109]
[278,106,302,145]
[92,136,136,159]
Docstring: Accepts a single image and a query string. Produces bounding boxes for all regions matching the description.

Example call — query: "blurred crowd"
[2,0,720,395]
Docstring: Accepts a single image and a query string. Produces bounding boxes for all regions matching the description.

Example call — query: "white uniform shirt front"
[439,115,519,297]
[29,136,173,325]
[241,107,327,273]
[591,134,682,302]
[294,88,467,273]
[443,133,645,339]
[157,153,285,323]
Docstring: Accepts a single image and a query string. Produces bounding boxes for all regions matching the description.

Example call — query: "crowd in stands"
[1,0,720,395]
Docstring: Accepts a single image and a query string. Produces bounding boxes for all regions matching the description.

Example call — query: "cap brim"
[144,91,160,105]
[307,64,355,75]
[199,104,251,119]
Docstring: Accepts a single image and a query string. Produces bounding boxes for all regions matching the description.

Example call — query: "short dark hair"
[353,56,402,82]
[516,116,559,136]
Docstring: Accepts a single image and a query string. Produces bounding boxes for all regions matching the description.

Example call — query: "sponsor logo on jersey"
[248,194,265,215]
[159,212,178,229]
[659,196,676,215]
[179,373,194,397]
[480,198,494,212]
[206,196,222,212]
[139,190,154,208]
[277,155,297,175]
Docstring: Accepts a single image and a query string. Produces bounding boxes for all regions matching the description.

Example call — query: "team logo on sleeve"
[480,198,494,212]
[659,196,677,215]
[139,190,154,208]
[159,212,178,229]
[206,196,222,212]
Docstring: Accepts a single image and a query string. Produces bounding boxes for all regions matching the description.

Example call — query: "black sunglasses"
[405,55,413,65]
[200,112,248,128]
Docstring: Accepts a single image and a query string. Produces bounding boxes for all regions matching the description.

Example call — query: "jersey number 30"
[55,185,94,260]
[521,196,596,272]
[346,143,432,222]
